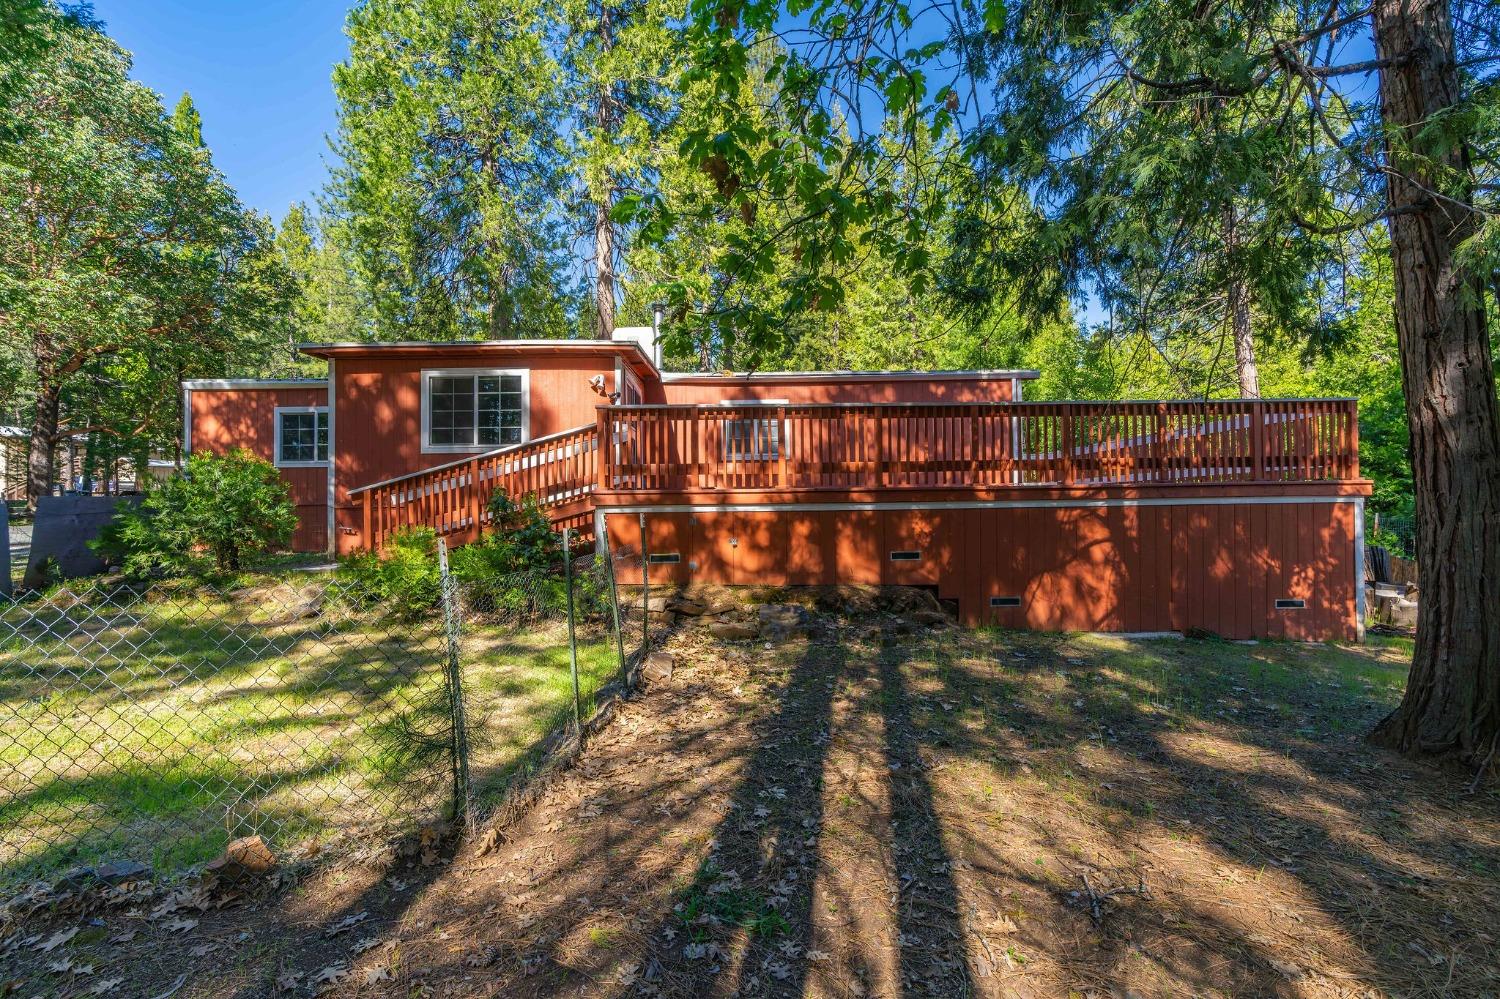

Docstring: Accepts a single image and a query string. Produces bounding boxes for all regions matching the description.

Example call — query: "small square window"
[276,409,328,465]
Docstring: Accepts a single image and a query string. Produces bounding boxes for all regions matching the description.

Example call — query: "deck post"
[362,490,372,553]
[776,405,789,488]
[1061,406,1075,485]
[468,456,483,540]
[595,407,609,492]
[1251,400,1266,481]
[1347,400,1359,479]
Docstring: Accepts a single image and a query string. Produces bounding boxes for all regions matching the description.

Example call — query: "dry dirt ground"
[4,600,1499,998]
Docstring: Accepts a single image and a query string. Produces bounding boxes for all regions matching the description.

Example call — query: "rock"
[755,603,807,627]
[667,598,709,616]
[645,596,670,613]
[644,652,675,683]
[878,587,941,614]
[56,866,100,892]
[908,609,951,627]
[204,835,276,887]
[760,623,807,644]
[709,621,760,641]
[95,860,152,886]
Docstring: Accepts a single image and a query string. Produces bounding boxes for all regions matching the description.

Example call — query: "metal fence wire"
[0,530,648,892]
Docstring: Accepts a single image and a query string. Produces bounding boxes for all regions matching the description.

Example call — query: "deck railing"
[598,399,1359,493]
[353,425,599,551]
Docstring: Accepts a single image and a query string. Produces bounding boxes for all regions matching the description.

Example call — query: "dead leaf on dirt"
[351,936,380,955]
[108,930,137,944]
[188,942,220,957]
[362,965,393,984]
[162,917,198,933]
[273,970,303,992]
[90,978,125,995]
[310,964,348,990]
[324,911,369,937]
[35,928,78,952]
[806,949,832,961]
[46,957,75,973]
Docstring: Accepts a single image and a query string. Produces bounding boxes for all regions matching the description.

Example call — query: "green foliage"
[338,527,443,620]
[0,6,294,497]
[94,449,298,577]
[330,0,578,340]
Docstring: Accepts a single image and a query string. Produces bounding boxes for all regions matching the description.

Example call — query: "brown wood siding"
[189,386,328,553]
[605,500,1359,641]
[331,350,618,553]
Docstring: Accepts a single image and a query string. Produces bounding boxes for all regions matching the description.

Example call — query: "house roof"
[296,339,662,381]
[659,368,1041,384]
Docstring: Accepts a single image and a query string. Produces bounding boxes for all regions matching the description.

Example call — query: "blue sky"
[91,0,350,223]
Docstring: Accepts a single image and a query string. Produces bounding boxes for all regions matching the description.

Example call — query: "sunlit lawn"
[0,576,624,886]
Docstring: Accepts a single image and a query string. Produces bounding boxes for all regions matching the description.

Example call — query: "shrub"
[338,527,442,619]
[93,449,297,577]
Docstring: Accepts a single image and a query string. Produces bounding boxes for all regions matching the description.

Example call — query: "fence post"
[436,538,472,830]
[599,521,630,685]
[639,511,650,653]
[563,528,583,735]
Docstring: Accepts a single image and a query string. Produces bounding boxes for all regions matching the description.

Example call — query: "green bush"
[338,526,442,619]
[92,449,297,577]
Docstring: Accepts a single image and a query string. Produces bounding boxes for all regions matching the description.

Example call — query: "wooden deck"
[597,399,1359,494]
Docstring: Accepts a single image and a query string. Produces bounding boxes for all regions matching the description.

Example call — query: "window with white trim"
[275,407,329,466]
[720,400,786,462]
[421,369,528,452]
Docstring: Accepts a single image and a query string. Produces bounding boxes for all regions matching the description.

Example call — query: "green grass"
[0,574,626,886]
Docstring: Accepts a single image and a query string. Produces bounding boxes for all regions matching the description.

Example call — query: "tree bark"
[592,1,618,341]
[25,380,60,509]
[1222,203,1260,397]
[1368,0,1500,767]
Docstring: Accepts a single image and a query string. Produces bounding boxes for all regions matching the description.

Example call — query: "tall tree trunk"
[1222,203,1259,397]
[489,270,512,338]
[25,380,60,509]
[1229,277,1258,397]
[592,2,618,341]
[1368,0,1500,767]
[595,197,616,340]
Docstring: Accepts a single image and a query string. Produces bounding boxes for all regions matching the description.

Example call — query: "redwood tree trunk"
[1222,203,1260,398]
[592,1,618,341]
[1368,0,1500,766]
[25,381,60,509]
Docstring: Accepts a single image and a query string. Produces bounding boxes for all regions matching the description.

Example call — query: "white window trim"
[274,406,329,467]
[718,398,789,462]
[420,367,530,454]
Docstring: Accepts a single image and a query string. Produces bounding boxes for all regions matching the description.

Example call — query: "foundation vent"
[889,550,922,562]
[990,596,1022,608]
[647,552,681,564]
[1275,598,1306,610]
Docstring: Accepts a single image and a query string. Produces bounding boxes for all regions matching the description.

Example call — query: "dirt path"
[5,605,1498,997]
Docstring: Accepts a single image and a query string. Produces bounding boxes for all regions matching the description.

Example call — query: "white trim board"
[599,496,1363,514]
[183,378,328,390]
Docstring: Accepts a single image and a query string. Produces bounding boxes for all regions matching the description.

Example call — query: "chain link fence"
[0,527,650,892]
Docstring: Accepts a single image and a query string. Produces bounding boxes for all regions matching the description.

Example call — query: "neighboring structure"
[185,336,1370,641]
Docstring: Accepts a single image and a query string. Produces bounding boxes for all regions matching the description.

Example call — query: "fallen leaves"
[324,911,369,937]
[34,928,78,952]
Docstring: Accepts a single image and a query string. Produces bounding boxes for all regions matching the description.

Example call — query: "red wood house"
[184,333,1370,640]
